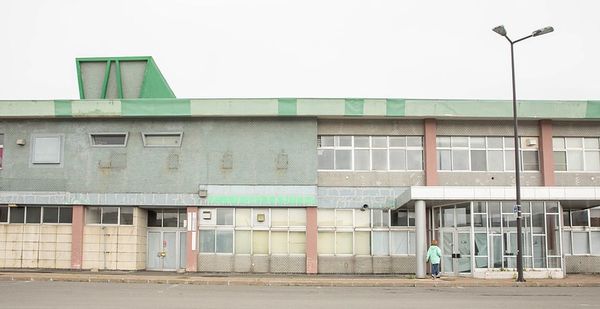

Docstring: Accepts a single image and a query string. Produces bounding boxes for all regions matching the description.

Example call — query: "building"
[1,56,599,278]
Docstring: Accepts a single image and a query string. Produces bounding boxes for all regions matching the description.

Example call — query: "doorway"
[147,230,186,271]
[435,203,472,276]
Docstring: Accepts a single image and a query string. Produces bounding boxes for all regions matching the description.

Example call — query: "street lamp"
[492,25,554,282]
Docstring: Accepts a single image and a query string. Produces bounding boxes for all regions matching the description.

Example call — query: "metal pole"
[510,42,525,283]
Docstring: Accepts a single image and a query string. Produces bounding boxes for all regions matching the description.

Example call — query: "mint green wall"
[0,118,317,192]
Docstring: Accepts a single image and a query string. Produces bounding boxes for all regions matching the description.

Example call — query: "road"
[0,281,598,309]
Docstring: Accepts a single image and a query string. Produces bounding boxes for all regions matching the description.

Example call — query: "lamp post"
[492,25,554,282]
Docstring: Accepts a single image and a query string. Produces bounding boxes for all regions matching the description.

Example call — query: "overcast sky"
[1,0,599,100]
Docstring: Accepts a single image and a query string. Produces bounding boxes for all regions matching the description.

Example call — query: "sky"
[0,0,599,100]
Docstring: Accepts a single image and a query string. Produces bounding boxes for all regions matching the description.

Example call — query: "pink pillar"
[424,119,438,186]
[539,119,555,186]
[305,207,318,274]
[70,205,84,270]
[186,207,199,272]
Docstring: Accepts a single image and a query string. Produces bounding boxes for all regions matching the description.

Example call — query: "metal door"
[147,230,185,271]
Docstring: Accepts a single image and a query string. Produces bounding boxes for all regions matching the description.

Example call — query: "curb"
[1,273,600,288]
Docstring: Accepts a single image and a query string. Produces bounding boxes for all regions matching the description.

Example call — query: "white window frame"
[89,132,129,148]
[85,206,134,225]
[141,132,183,148]
[553,137,600,172]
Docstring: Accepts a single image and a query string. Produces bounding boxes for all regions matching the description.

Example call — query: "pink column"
[305,207,318,274]
[424,119,438,186]
[186,207,199,272]
[539,119,555,186]
[70,205,84,270]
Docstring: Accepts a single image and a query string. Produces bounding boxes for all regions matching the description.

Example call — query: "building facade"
[1,57,599,277]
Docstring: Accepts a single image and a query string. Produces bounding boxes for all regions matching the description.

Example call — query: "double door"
[147,230,186,271]
[435,204,473,276]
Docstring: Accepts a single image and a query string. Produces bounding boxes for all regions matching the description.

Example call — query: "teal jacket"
[426,245,442,264]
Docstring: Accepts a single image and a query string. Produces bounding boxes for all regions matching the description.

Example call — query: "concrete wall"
[82,208,146,270]
[0,224,71,269]
[565,255,600,274]
[0,118,317,192]
[198,255,306,273]
[436,120,539,136]
[318,119,424,135]
[318,187,409,209]
[317,256,416,274]
[438,172,543,186]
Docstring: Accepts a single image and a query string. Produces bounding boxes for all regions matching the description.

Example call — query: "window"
[437,136,539,171]
[564,207,600,256]
[0,133,4,168]
[90,133,128,147]
[0,206,71,224]
[147,208,186,228]
[142,132,183,147]
[31,135,63,165]
[553,137,600,171]
[317,135,423,171]
[85,206,134,225]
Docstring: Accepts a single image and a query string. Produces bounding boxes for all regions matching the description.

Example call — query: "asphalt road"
[0,281,599,309]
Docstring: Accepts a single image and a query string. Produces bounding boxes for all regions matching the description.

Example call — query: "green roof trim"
[139,58,176,99]
[1,98,600,120]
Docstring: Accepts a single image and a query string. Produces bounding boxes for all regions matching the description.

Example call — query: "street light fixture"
[492,25,554,283]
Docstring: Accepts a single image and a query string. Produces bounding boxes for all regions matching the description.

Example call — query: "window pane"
[505,150,515,170]
[235,230,251,254]
[437,136,451,147]
[406,136,422,147]
[271,209,288,227]
[546,215,560,255]
[585,151,600,171]
[584,138,600,150]
[235,208,252,227]
[438,150,452,170]
[567,151,584,171]
[336,232,353,254]
[178,209,186,228]
[217,208,233,225]
[336,136,352,147]
[563,231,571,255]
[372,136,387,148]
[470,150,486,171]
[409,232,416,254]
[566,138,583,148]
[470,137,485,148]
[391,209,408,226]
[334,150,352,170]
[102,207,119,224]
[591,232,600,255]
[317,209,335,227]
[59,206,73,223]
[289,232,306,254]
[487,137,503,148]
[452,149,469,170]
[119,207,133,225]
[474,233,488,256]
[373,231,389,256]
[33,137,61,163]
[216,230,233,253]
[162,209,178,227]
[320,136,334,147]
[43,207,59,223]
[271,232,288,254]
[571,210,589,226]
[391,231,408,255]
[0,206,8,223]
[554,151,567,171]
[372,209,389,228]
[389,136,406,147]
[199,230,215,253]
[354,136,369,148]
[355,210,370,228]
[252,231,269,254]
[452,136,468,147]
[591,209,600,227]
[488,150,504,171]
[545,202,559,214]
[289,208,306,226]
[504,137,515,148]
[26,207,41,223]
[336,210,353,227]
[92,134,126,146]
[488,202,501,228]
[371,149,387,170]
[317,149,334,169]
[148,210,162,227]
[552,137,565,150]
[317,232,335,254]
[354,150,370,170]
[407,150,423,170]
[573,232,590,254]
[522,151,539,171]
[355,231,371,255]
[85,207,101,224]
[389,149,406,170]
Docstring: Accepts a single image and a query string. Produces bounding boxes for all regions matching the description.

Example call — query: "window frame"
[89,132,129,148]
[85,206,134,225]
[0,205,72,224]
[553,137,600,172]
[141,132,183,148]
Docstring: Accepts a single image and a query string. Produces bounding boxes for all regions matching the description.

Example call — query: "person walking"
[426,239,442,279]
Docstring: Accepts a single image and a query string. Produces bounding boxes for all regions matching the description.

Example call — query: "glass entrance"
[435,203,472,276]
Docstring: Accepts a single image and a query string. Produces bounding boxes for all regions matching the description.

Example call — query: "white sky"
[1,0,599,100]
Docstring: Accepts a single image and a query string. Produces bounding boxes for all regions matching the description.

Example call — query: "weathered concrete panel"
[553,121,600,137]
[437,120,539,136]
[318,172,424,187]
[555,174,600,187]
[318,119,423,135]
[565,255,600,273]
[438,172,543,186]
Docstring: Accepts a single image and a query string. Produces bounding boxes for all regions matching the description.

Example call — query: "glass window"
[567,150,584,171]
[120,207,134,225]
[336,136,352,147]
[215,230,233,253]
[552,137,565,150]
[216,208,233,225]
[391,231,408,255]
[26,207,41,223]
[0,206,8,223]
[86,207,101,224]
[32,136,62,164]
[563,231,572,255]
[452,149,469,170]
[371,136,387,148]
[317,232,335,254]
[389,136,406,147]
[373,231,389,256]
[438,149,451,170]
[487,137,503,148]
[407,150,423,170]
[142,133,182,147]
[90,133,128,147]
[43,207,59,223]
[271,231,288,254]
[334,150,352,170]
[487,150,504,171]
[573,232,590,255]
[470,150,486,171]
[566,138,583,148]
[320,136,334,147]
[470,137,485,148]
[235,230,251,254]
[585,151,600,171]
[199,230,215,253]
[354,149,370,170]
[522,151,539,171]
[9,207,25,223]
[253,231,269,254]
[437,136,451,147]
[235,208,252,227]
[591,232,600,255]
[572,210,589,226]
[317,149,334,169]
[452,136,469,147]
[271,209,288,227]
[317,209,335,227]
[336,232,353,254]
[59,207,72,224]
[554,151,567,171]
[148,210,161,227]
[354,136,369,147]
[178,209,186,228]
[584,138,600,149]
[288,208,306,226]
[355,231,371,255]
[590,209,600,227]
[372,209,389,227]
[289,232,306,254]
[389,149,406,170]
[335,210,353,227]
[102,207,119,224]
[371,149,388,170]
[354,210,370,228]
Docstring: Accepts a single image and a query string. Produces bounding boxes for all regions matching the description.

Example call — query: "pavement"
[0,269,599,287]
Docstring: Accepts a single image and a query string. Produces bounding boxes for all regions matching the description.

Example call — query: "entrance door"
[437,204,473,276]
[147,230,186,271]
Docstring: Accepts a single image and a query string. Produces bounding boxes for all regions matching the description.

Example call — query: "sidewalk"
[1,270,599,287]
